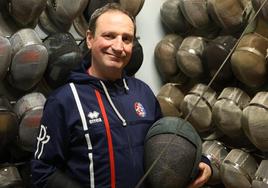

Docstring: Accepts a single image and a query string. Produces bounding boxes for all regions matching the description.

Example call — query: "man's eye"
[123,37,133,44]
[104,34,114,39]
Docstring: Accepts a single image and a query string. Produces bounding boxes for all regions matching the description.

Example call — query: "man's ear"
[86,30,93,49]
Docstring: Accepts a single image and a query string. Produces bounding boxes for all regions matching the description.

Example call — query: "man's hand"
[187,162,212,188]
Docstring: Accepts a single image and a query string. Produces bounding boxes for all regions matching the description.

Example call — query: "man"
[31,3,211,188]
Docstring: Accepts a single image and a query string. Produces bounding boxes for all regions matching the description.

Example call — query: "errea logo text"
[88,111,102,124]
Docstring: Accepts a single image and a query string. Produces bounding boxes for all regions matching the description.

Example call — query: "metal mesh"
[145,134,197,188]
[252,160,268,188]
[202,140,229,185]
[180,0,211,28]
[220,149,258,188]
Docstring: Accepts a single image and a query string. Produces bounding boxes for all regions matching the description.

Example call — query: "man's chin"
[106,61,125,69]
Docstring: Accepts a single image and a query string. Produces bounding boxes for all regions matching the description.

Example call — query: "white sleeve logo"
[34,124,50,159]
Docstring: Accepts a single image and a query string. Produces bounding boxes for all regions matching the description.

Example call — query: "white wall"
[135,0,166,95]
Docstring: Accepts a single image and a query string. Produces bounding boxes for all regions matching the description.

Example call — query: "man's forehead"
[96,10,134,26]
[95,10,135,34]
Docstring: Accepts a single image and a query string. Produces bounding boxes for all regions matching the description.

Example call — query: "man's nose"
[112,37,124,51]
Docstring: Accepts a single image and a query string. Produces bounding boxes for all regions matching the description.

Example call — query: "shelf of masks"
[156,81,268,187]
[156,0,268,94]
[155,1,268,186]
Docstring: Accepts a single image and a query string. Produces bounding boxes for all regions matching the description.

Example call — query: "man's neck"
[87,67,122,81]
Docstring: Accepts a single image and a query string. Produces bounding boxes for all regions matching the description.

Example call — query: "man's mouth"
[107,53,122,61]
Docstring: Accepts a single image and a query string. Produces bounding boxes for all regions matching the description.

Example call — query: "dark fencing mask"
[43,32,83,89]
[0,96,18,152]
[0,35,11,81]
[144,116,202,188]
[202,35,237,86]
[124,37,143,76]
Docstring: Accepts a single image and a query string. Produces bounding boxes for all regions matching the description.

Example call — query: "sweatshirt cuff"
[45,170,82,188]
[201,155,213,177]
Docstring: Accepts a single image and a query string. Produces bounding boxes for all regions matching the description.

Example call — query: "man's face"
[86,10,135,80]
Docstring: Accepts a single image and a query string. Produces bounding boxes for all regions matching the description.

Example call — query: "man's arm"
[31,97,79,187]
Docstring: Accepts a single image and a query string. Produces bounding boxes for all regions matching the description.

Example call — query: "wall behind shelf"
[135,0,165,95]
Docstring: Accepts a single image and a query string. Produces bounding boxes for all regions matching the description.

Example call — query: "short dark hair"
[88,3,136,36]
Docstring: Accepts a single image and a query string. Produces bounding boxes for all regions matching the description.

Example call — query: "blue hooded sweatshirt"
[31,60,162,188]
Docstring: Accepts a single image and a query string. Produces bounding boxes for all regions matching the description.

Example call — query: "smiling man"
[31,3,211,188]
[87,8,134,80]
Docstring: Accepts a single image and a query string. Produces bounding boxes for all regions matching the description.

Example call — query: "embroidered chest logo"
[88,111,102,124]
[134,102,146,117]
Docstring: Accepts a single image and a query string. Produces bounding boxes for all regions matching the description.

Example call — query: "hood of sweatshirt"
[68,59,130,95]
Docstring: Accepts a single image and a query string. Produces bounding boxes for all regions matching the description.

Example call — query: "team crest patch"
[134,102,146,117]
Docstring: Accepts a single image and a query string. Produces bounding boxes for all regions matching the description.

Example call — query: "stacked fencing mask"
[202,35,237,87]
[0,10,18,37]
[39,0,88,34]
[202,140,229,185]
[231,33,268,88]
[160,0,192,34]
[46,0,89,31]
[13,92,46,152]
[212,87,251,138]
[220,149,258,188]
[207,0,250,34]
[0,36,11,81]
[242,91,268,152]
[144,116,202,188]
[73,13,89,38]
[252,0,268,22]
[124,37,143,76]
[154,34,188,83]
[0,165,22,187]
[156,83,185,117]
[2,0,46,28]
[180,83,217,133]
[8,28,48,91]
[176,36,206,79]
[0,96,18,152]
[119,0,145,17]
[180,0,212,29]
[43,32,83,89]
[38,7,63,34]
[252,160,268,188]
